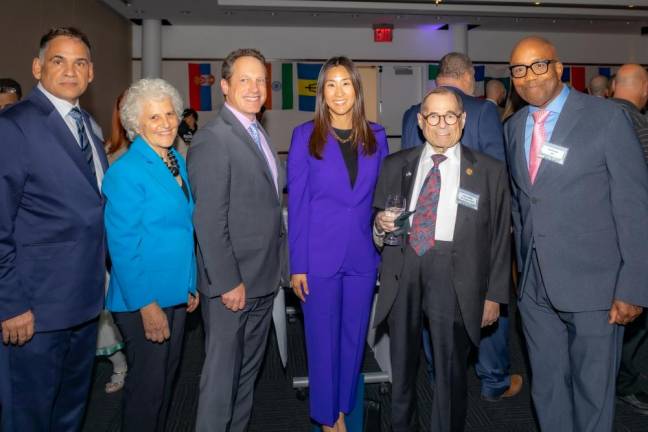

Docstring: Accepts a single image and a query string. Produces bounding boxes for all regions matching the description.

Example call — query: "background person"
[103,78,199,432]
[288,56,389,432]
[0,78,21,109]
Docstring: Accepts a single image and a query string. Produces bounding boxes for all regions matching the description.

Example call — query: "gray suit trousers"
[519,250,623,432]
[195,293,274,432]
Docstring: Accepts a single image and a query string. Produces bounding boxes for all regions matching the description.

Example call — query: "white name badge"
[539,142,569,165]
[457,188,479,210]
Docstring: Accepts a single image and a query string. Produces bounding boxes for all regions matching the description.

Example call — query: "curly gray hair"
[119,78,184,141]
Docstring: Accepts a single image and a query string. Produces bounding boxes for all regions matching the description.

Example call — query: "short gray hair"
[438,52,473,80]
[119,78,184,141]
[421,87,464,112]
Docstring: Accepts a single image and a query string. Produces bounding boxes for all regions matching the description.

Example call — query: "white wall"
[132,25,648,64]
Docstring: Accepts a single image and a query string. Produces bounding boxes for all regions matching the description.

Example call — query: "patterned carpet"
[82,291,648,432]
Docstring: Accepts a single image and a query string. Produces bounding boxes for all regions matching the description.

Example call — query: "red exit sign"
[373,24,393,42]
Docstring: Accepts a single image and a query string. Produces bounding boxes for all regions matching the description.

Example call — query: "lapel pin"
[466,168,473,176]
[405,171,412,177]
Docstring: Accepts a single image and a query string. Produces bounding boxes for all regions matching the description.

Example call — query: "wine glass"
[384,194,406,246]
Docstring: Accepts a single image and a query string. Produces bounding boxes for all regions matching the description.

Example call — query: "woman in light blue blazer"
[102,78,199,432]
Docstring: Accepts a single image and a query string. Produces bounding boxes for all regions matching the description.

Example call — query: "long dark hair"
[308,56,377,159]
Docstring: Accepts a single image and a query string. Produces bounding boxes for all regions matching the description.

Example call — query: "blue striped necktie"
[68,108,96,176]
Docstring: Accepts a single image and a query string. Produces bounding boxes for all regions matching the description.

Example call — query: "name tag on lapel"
[457,188,479,210]
[539,142,569,165]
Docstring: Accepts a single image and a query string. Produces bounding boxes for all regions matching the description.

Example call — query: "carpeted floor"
[82,291,648,432]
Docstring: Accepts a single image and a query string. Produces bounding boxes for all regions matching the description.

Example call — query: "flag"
[265,62,294,110]
[297,63,321,112]
[188,63,215,111]
[426,64,439,91]
[561,66,586,92]
[473,65,486,97]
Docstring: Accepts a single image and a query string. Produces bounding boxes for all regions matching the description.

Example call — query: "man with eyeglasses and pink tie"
[505,36,648,432]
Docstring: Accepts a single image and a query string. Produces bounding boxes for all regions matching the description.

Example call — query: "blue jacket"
[401,86,505,161]
[103,136,196,312]
[0,88,108,331]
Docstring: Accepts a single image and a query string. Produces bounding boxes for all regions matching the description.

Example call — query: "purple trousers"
[302,270,376,426]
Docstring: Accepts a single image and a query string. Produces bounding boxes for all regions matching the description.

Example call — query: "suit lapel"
[402,146,424,205]
[533,91,583,188]
[510,107,532,194]
[453,146,479,246]
[220,107,278,199]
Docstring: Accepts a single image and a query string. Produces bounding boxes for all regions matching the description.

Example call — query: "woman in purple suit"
[288,56,389,432]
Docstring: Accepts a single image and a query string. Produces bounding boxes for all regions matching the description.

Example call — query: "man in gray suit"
[505,36,648,431]
[188,48,284,432]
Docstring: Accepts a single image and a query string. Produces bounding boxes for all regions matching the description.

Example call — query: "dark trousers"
[389,242,473,432]
[519,250,622,432]
[617,312,648,396]
[113,305,187,432]
[196,292,274,432]
[0,318,98,432]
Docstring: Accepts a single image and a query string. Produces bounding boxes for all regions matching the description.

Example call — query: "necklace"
[162,151,180,177]
[331,128,353,144]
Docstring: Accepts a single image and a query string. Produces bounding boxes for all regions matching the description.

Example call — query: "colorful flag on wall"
[265,62,294,110]
[188,63,215,111]
[426,64,440,91]
[562,66,586,92]
[297,63,322,111]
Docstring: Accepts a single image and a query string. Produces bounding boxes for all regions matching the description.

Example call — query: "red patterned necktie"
[529,109,550,184]
[410,153,447,256]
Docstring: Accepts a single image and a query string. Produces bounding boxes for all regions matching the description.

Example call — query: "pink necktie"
[529,110,551,184]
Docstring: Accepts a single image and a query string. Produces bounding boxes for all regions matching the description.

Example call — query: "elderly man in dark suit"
[188,48,285,432]
[374,87,511,432]
[0,27,108,431]
[505,36,648,432]
[400,52,520,403]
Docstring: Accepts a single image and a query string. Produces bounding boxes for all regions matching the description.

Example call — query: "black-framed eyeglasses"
[421,111,463,126]
[509,60,558,79]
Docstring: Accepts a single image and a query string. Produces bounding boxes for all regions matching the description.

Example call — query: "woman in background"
[103,78,199,432]
[288,56,389,432]
[96,91,129,394]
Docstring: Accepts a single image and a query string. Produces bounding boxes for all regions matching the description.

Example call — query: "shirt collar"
[421,140,461,164]
[37,82,80,118]
[529,84,569,116]
[224,102,257,130]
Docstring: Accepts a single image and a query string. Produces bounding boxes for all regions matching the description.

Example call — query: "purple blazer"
[288,121,389,278]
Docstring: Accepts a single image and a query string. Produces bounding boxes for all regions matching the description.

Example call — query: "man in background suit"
[505,36,648,431]
[0,27,108,431]
[609,63,648,415]
[485,79,506,119]
[0,78,22,110]
[188,48,285,432]
[374,87,511,431]
[400,52,520,402]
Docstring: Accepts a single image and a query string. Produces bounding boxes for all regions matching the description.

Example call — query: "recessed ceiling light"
[629,4,635,8]
[271,12,277,16]
[552,19,557,23]
[534,1,541,5]
[312,13,319,17]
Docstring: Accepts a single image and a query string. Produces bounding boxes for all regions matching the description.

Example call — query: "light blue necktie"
[68,107,95,176]
[248,122,263,152]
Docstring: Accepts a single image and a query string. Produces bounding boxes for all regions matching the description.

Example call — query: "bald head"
[612,64,648,110]
[509,36,563,108]
[486,79,506,104]
[589,75,609,98]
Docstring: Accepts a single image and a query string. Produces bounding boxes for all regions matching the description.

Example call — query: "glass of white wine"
[384,194,406,246]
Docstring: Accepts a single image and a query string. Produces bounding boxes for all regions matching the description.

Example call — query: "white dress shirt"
[38,83,105,188]
[409,142,461,241]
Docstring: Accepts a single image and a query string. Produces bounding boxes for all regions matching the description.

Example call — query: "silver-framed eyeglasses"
[509,60,558,79]
[421,111,463,127]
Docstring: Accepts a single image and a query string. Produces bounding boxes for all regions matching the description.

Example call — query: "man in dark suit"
[505,36,648,431]
[400,52,520,402]
[0,27,108,431]
[188,48,285,432]
[374,87,511,431]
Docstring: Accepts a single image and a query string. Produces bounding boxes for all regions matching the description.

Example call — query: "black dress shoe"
[618,392,648,414]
